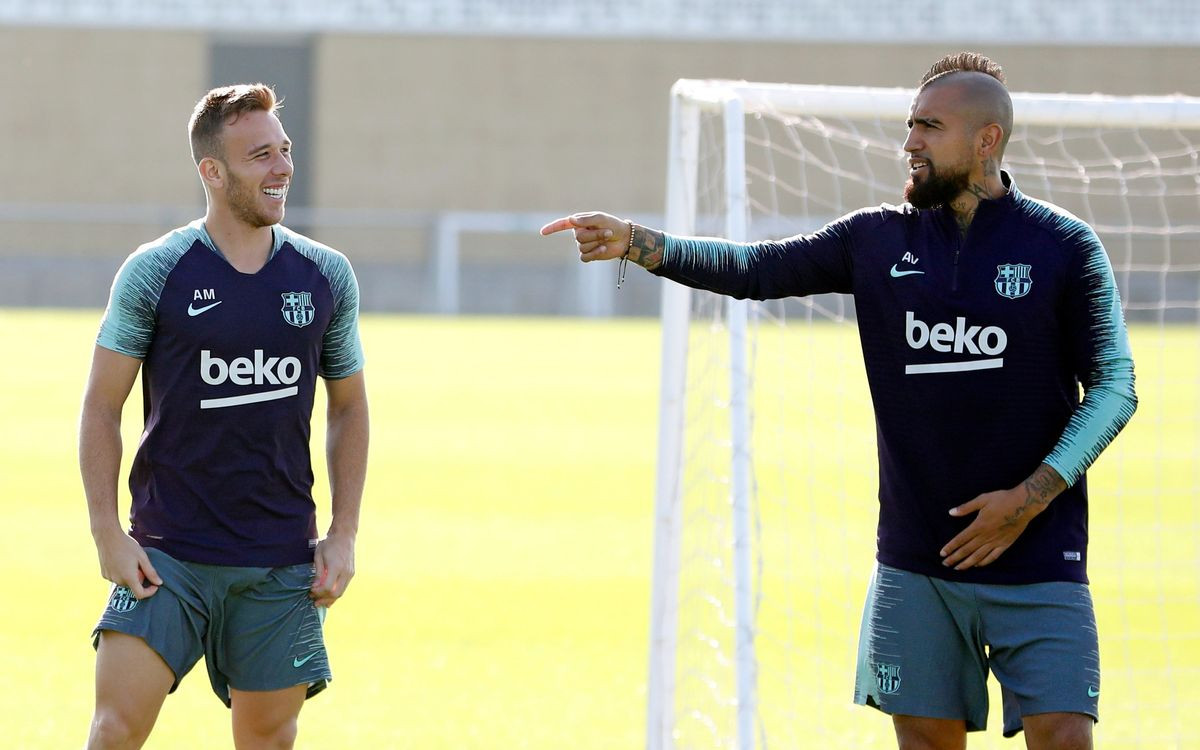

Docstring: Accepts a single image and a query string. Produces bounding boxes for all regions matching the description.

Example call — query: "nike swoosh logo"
[293,652,319,668]
[187,301,223,316]
[889,264,925,278]
[1087,686,1100,698]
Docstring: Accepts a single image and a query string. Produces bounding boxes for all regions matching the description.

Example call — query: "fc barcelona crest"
[995,263,1032,299]
[108,585,138,613]
[876,663,902,695]
[281,291,316,328]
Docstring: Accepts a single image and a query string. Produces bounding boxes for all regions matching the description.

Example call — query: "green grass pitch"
[0,309,1195,748]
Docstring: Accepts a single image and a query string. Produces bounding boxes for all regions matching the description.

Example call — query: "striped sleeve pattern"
[284,230,365,379]
[663,235,757,275]
[96,227,198,358]
[656,211,860,299]
[1043,220,1138,486]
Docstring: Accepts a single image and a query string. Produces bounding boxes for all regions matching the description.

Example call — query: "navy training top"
[97,220,364,567]
[652,173,1136,584]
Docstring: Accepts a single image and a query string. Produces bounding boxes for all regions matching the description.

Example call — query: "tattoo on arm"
[1001,464,1067,529]
[629,224,666,270]
[1026,464,1066,499]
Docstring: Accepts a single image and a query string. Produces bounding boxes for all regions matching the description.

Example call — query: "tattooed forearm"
[1001,464,1067,529]
[629,224,666,270]
[1026,464,1066,500]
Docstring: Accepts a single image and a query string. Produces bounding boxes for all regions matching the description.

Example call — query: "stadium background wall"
[1,27,1196,314]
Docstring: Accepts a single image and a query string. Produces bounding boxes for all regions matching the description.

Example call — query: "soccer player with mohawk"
[544,53,1136,750]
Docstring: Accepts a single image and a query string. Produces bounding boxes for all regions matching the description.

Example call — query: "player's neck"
[948,167,1007,236]
[203,209,275,274]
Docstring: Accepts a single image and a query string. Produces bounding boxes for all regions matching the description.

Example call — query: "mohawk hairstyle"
[919,52,1007,89]
[188,83,281,164]
[917,52,1013,157]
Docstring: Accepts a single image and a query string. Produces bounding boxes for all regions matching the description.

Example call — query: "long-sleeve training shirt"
[651,173,1136,584]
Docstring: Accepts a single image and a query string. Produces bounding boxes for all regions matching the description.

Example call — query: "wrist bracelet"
[617,221,634,290]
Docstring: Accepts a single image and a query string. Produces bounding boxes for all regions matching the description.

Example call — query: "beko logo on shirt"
[904,311,1007,375]
[199,350,301,409]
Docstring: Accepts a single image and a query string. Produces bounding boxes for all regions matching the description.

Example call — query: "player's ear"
[977,123,1003,159]
[198,156,224,189]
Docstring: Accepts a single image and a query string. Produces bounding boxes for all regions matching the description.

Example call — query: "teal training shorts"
[93,546,331,707]
[853,562,1100,737]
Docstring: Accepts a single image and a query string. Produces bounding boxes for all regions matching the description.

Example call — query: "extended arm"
[540,211,854,299]
[80,346,163,598]
[310,370,369,607]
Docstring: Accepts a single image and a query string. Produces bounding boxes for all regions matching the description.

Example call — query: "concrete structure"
[1,9,1197,313]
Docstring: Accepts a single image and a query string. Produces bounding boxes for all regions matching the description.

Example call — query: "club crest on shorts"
[995,263,1032,299]
[875,663,902,695]
[281,291,315,328]
[107,585,138,613]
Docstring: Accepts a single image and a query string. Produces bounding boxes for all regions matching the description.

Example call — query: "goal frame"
[646,79,1200,750]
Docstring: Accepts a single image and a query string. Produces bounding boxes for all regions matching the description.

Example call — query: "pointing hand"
[540,212,631,262]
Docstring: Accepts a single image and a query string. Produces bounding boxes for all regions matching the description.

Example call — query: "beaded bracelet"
[617,221,634,289]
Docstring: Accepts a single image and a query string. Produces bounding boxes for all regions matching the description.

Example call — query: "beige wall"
[1,28,206,206]
[1,27,1196,308]
[0,28,207,261]
[313,36,1200,217]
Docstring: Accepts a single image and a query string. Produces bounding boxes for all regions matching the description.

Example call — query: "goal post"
[647,79,1200,750]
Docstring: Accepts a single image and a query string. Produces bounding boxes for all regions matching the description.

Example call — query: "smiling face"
[209,109,293,228]
[901,80,978,209]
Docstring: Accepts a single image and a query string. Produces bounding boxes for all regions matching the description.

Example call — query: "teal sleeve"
[319,252,365,379]
[96,248,178,358]
[280,228,365,379]
[1043,227,1138,486]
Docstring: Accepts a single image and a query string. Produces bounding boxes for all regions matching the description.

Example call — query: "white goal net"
[647,80,1200,750]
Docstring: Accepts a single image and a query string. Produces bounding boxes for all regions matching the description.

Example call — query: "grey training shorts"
[93,546,331,707]
[853,562,1100,737]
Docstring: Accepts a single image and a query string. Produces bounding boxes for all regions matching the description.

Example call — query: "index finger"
[311,560,329,592]
[939,527,972,560]
[139,552,163,587]
[311,567,345,606]
[541,212,616,236]
[540,216,578,236]
[128,576,159,600]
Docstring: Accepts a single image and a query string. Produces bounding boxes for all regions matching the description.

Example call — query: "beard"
[226,169,283,228]
[904,160,972,209]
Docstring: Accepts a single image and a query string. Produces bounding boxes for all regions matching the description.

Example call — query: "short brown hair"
[919,52,1007,89]
[188,83,281,164]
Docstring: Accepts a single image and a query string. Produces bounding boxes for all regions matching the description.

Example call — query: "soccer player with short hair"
[80,83,369,750]
[543,52,1136,750]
